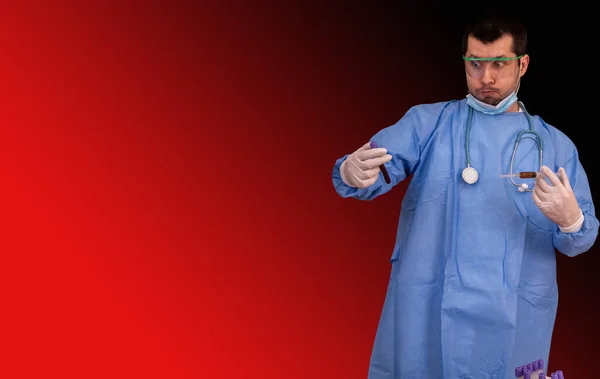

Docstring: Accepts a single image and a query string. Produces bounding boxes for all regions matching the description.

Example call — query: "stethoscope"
[461,100,544,192]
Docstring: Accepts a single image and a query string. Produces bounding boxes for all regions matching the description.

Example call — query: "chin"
[482,97,501,106]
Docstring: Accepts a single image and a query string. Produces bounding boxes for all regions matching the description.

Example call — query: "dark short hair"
[461,12,527,57]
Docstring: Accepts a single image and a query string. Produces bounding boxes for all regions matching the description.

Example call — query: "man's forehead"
[466,35,514,58]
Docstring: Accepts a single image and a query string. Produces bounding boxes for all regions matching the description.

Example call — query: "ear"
[519,54,530,77]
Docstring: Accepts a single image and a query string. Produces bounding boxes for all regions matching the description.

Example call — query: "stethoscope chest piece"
[462,166,479,184]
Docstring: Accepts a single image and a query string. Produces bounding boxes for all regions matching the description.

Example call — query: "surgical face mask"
[466,91,518,115]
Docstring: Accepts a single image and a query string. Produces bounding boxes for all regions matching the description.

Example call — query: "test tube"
[556,370,564,379]
[524,368,531,379]
[551,373,558,379]
[516,366,524,378]
[369,141,391,184]
[539,371,544,379]
[537,359,544,375]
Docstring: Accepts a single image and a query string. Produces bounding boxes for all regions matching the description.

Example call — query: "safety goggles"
[463,55,523,80]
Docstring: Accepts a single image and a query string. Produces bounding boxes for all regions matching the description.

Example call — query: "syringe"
[500,171,539,179]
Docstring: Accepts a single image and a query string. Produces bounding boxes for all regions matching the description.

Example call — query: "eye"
[493,61,504,68]
[470,61,481,68]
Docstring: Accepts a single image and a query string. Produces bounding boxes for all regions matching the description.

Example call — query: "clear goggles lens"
[463,55,523,80]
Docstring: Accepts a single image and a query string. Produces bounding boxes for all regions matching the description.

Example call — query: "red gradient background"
[0,2,597,378]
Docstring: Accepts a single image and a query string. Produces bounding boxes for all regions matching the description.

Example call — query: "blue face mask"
[466,91,518,115]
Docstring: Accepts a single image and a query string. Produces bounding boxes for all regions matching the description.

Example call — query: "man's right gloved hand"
[340,142,392,188]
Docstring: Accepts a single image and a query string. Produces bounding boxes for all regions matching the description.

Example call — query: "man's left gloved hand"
[533,166,584,232]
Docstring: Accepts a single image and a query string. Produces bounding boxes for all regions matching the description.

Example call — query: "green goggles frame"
[462,55,524,61]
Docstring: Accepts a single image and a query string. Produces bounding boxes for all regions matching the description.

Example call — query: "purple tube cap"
[523,368,531,379]
[556,370,564,379]
[533,360,539,371]
[369,141,379,149]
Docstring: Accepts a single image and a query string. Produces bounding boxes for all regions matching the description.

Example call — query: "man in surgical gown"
[331,14,599,379]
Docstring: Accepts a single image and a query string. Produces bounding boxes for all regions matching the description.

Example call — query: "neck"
[507,102,520,113]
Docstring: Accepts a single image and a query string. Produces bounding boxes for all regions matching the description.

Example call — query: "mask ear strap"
[515,60,523,95]
[518,57,526,77]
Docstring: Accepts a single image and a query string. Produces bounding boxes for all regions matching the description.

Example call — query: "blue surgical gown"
[332,98,599,379]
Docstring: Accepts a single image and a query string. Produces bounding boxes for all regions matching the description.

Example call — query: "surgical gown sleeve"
[332,103,447,201]
[551,138,599,257]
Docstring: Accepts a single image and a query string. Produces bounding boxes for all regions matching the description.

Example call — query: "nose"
[481,67,495,84]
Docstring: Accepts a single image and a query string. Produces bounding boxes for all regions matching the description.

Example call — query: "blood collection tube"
[527,363,533,372]
[369,141,391,184]
[515,366,524,378]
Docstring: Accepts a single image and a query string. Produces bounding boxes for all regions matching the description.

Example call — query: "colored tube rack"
[515,359,565,379]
